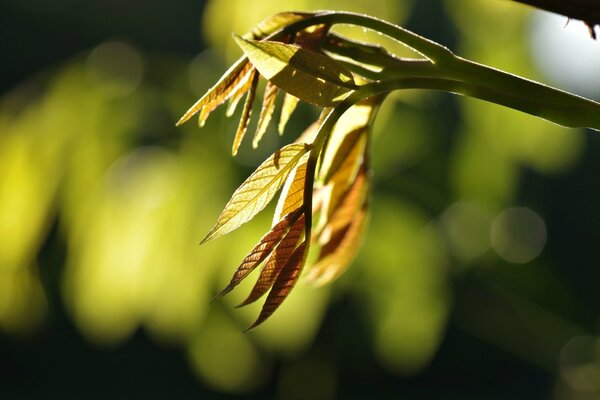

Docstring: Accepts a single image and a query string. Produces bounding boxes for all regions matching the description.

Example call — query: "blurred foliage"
[1,0,600,398]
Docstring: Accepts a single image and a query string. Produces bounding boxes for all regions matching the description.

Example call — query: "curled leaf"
[246,240,308,330]
[201,143,311,244]
[247,12,313,40]
[212,209,302,301]
[253,81,279,148]
[238,214,305,308]
[176,58,252,126]
[234,35,357,106]
[232,70,259,155]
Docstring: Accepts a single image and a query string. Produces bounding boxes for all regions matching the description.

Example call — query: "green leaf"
[247,12,313,40]
[201,143,311,244]
[234,35,357,107]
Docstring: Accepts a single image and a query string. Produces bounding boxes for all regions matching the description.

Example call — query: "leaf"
[234,35,357,107]
[252,81,279,148]
[319,100,379,183]
[307,206,367,286]
[320,167,368,244]
[226,65,257,117]
[176,58,252,126]
[238,214,305,307]
[246,240,308,330]
[278,93,300,135]
[247,12,313,40]
[232,70,259,156]
[212,209,302,301]
[273,157,308,224]
[201,143,311,244]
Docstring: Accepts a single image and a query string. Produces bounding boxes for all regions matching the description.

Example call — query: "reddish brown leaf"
[232,70,259,155]
[212,209,302,302]
[237,214,305,307]
[246,240,308,330]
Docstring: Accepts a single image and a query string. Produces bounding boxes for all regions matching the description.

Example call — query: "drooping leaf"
[212,209,302,301]
[246,240,308,330]
[278,93,300,135]
[232,70,259,156]
[226,65,257,117]
[238,214,305,307]
[201,143,311,244]
[234,35,357,107]
[176,58,252,126]
[253,81,279,148]
[307,206,368,286]
[273,157,308,224]
[319,167,368,244]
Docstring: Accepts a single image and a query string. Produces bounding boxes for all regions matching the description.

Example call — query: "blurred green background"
[2,0,600,398]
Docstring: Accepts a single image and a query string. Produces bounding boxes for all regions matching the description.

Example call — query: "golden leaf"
[246,240,308,330]
[176,58,252,127]
[201,143,311,244]
[278,93,300,135]
[252,81,279,148]
[225,65,257,117]
[273,157,308,224]
[212,209,302,301]
[234,36,357,107]
[232,70,259,156]
[238,214,305,307]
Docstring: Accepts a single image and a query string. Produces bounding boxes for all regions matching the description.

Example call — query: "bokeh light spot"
[491,207,547,264]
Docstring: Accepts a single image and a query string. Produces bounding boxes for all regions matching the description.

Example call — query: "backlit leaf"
[278,93,300,135]
[246,240,308,330]
[238,214,305,307]
[232,70,259,156]
[247,12,312,40]
[234,35,357,107]
[201,143,311,244]
[176,58,252,126]
[225,65,257,117]
[252,81,279,148]
[308,206,368,286]
[212,209,302,301]
[273,157,308,224]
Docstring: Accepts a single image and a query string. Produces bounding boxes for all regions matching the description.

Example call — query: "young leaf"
[234,35,357,107]
[273,157,308,224]
[246,240,308,330]
[253,81,279,148]
[308,206,367,286]
[278,93,300,135]
[201,143,311,244]
[212,209,302,301]
[247,12,313,40]
[238,214,305,307]
[176,58,252,126]
[226,65,257,117]
[232,70,259,155]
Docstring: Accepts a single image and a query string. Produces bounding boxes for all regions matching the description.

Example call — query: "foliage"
[177,10,600,329]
